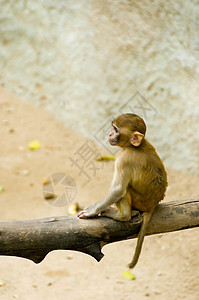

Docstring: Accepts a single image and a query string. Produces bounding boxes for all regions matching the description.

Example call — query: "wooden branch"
[0,198,198,264]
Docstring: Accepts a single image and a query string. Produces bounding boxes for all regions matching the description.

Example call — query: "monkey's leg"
[100,205,121,220]
[101,208,139,220]
[101,194,132,221]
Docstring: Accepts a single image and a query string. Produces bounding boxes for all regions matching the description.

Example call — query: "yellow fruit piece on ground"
[96,156,115,161]
[28,140,41,150]
[122,270,136,280]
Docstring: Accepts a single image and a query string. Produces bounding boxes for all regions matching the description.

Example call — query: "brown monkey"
[78,113,167,268]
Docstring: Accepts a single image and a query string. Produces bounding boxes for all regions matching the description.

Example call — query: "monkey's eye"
[113,126,119,133]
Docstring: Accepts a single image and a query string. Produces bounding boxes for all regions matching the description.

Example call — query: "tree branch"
[0,198,198,264]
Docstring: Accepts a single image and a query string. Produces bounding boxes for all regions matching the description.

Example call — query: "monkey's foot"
[77,210,99,219]
[77,203,101,219]
[101,208,131,221]
[100,207,116,217]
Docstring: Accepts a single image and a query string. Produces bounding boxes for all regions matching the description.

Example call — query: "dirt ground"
[0,88,199,300]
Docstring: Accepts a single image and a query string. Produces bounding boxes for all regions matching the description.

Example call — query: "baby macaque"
[78,113,167,268]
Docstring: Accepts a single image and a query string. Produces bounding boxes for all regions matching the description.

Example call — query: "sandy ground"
[0,88,199,300]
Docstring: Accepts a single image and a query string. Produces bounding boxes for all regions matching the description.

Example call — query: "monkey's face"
[108,124,120,146]
[109,123,132,147]
[109,114,145,148]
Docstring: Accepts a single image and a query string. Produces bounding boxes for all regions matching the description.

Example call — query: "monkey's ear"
[130,132,144,147]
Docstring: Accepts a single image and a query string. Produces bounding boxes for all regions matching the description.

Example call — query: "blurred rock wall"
[0,0,199,174]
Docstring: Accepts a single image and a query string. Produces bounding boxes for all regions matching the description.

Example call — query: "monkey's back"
[126,140,167,212]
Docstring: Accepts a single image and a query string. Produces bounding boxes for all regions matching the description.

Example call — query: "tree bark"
[0,198,198,264]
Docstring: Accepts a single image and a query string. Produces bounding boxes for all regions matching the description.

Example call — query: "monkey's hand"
[77,203,101,219]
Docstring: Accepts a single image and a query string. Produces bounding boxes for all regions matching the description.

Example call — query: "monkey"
[78,113,167,268]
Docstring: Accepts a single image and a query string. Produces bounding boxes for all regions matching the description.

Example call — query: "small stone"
[43,192,55,200]
[2,120,9,125]
[0,279,5,287]
[116,281,123,284]
[21,170,30,176]
[6,107,14,113]
[18,146,25,151]
[66,255,73,260]
[154,289,161,295]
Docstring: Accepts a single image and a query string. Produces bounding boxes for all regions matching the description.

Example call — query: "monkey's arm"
[78,166,130,219]
[78,187,126,218]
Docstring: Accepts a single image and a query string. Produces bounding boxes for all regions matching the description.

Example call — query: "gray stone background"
[0,0,199,174]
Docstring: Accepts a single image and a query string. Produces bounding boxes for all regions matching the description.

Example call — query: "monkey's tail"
[128,211,153,269]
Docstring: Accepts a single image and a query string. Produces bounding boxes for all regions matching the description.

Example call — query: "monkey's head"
[109,113,146,148]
